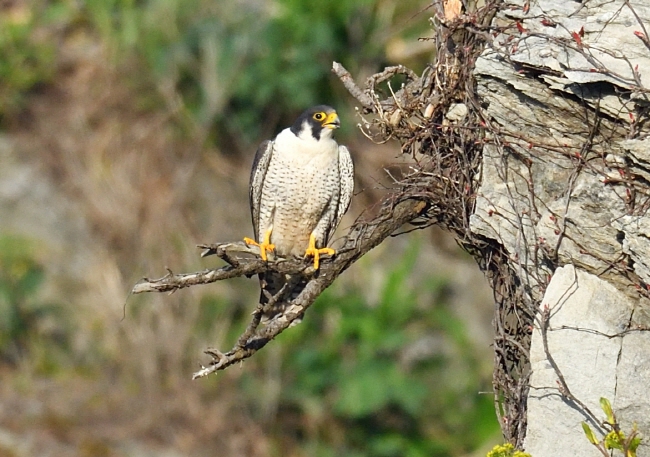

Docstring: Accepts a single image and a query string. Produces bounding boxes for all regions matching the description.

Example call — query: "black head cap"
[290,105,340,140]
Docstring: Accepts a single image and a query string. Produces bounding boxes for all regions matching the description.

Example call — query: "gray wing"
[249,140,274,241]
[332,145,354,237]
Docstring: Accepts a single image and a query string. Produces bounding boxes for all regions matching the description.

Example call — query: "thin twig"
[539,304,604,429]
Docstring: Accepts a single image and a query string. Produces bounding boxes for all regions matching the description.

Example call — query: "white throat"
[296,121,335,142]
[275,126,339,164]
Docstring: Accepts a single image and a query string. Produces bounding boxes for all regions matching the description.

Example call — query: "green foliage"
[74,0,429,144]
[601,397,616,425]
[0,234,70,367]
[582,422,599,445]
[242,241,499,456]
[486,443,531,457]
[227,0,383,140]
[0,0,430,144]
[582,398,642,457]
[0,5,56,121]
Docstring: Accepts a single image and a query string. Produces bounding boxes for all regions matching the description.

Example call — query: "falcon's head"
[290,105,340,141]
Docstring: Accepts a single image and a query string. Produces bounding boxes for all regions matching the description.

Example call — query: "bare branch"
[332,61,374,108]
[132,196,428,378]
[132,241,322,295]
[365,65,419,90]
[133,265,253,295]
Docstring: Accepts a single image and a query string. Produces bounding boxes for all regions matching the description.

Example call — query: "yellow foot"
[304,234,335,270]
[244,229,275,261]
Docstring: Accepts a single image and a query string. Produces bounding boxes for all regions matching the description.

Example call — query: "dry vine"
[466,0,650,448]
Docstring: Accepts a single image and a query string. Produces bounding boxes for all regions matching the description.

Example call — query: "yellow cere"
[323,112,339,129]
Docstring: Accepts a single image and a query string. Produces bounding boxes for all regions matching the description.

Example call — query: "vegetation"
[0,0,430,141]
[0,3,56,121]
[486,443,531,457]
[0,1,498,455]
[582,398,642,457]
[0,235,69,368]
[243,242,499,456]
[0,231,499,454]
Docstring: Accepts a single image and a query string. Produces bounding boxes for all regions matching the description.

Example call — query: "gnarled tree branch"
[133,197,427,379]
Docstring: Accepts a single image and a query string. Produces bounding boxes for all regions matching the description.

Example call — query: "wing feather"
[249,140,273,240]
[330,145,354,239]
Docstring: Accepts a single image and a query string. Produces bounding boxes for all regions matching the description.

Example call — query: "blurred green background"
[0,0,498,456]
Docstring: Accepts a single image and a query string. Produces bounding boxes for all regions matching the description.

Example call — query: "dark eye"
[313,112,325,121]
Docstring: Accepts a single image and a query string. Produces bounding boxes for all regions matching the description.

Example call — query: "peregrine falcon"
[244,105,354,319]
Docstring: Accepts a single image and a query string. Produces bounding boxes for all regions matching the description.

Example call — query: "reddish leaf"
[578,26,585,37]
[634,30,650,47]
[516,21,527,33]
[571,31,583,47]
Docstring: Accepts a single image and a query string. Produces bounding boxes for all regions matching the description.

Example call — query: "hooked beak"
[322,112,340,129]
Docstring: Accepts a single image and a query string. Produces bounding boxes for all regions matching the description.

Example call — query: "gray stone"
[472,0,650,454]
[613,215,650,285]
[446,103,468,122]
[526,265,647,456]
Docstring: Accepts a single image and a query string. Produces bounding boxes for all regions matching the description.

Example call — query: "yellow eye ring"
[313,112,325,121]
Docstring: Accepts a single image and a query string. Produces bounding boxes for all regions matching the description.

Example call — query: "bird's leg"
[244,228,275,261]
[304,233,335,270]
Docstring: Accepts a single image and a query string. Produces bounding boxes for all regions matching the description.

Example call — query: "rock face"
[471,0,650,454]
[527,265,648,457]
